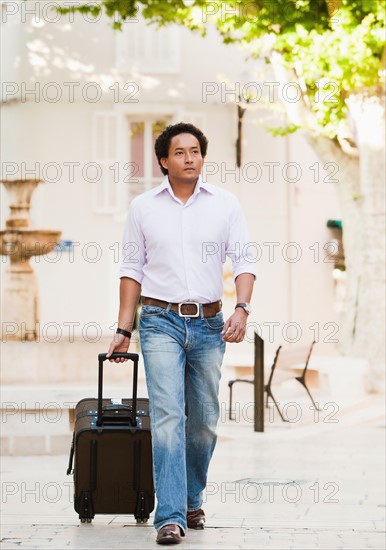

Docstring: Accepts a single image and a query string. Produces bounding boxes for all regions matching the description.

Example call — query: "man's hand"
[106,333,131,362]
[221,308,248,343]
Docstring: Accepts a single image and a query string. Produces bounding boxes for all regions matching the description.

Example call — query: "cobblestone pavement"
[1,386,385,549]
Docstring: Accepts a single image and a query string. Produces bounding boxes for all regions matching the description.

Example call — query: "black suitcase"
[66,352,154,523]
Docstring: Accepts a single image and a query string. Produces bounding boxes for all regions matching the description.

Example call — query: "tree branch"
[270,51,315,129]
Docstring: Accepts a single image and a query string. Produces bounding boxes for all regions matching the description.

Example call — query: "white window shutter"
[91,112,120,214]
[116,19,181,74]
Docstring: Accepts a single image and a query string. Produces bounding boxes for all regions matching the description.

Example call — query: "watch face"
[237,303,251,314]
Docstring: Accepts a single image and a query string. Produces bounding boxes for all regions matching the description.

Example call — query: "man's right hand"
[106,333,131,362]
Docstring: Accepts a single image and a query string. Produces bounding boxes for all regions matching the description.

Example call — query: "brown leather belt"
[141,297,222,318]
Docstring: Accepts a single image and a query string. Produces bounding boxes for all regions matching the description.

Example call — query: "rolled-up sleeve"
[226,198,257,280]
[119,201,146,283]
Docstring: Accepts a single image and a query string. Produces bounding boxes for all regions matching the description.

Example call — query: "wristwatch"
[235,303,252,315]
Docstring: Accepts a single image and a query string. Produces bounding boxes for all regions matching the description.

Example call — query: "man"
[107,122,255,545]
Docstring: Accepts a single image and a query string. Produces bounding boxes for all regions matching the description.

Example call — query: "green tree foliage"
[56,0,385,140]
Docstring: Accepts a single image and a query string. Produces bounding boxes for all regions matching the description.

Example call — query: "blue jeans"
[139,304,226,534]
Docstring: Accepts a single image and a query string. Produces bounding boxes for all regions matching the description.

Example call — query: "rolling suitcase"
[66,352,154,523]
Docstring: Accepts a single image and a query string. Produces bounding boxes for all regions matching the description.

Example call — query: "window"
[92,111,206,215]
[116,19,181,74]
[127,117,170,200]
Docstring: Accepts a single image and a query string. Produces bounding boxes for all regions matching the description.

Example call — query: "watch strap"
[116,327,132,339]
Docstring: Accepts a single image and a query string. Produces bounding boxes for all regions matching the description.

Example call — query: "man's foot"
[187,508,205,530]
[156,524,182,545]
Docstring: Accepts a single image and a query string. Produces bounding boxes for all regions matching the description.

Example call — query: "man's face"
[160,133,204,183]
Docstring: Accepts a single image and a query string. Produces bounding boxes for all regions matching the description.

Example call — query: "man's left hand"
[221,308,248,343]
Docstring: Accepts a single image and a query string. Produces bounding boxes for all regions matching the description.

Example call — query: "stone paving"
[1,381,385,549]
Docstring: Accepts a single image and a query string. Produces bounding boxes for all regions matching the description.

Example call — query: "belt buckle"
[178,302,200,318]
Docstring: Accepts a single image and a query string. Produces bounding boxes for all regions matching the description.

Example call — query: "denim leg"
[185,313,226,511]
[139,308,187,533]
[139,307,226,530]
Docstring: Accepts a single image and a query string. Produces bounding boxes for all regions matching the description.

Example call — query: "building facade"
[1,5,342,365]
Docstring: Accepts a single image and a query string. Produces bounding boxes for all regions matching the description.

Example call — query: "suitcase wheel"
[136,518,148,524]
[80,518,92,524]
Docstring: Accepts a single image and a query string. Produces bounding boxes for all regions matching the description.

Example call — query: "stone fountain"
[0,179,61,341]
[0,180,141,457]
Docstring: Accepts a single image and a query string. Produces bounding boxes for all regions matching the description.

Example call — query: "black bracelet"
[116,327,132,339]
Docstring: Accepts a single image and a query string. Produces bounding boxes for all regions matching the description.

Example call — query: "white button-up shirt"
[120,176,256,303]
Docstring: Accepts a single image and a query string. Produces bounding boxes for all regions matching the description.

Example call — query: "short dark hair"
[155,122,208,175]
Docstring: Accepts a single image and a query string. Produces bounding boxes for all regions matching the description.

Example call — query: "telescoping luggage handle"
[97,352,139,427]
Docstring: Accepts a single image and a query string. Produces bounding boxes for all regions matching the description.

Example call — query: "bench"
[228,340,318,422]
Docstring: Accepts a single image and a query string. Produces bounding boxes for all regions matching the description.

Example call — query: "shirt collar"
[153,176,214,199]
